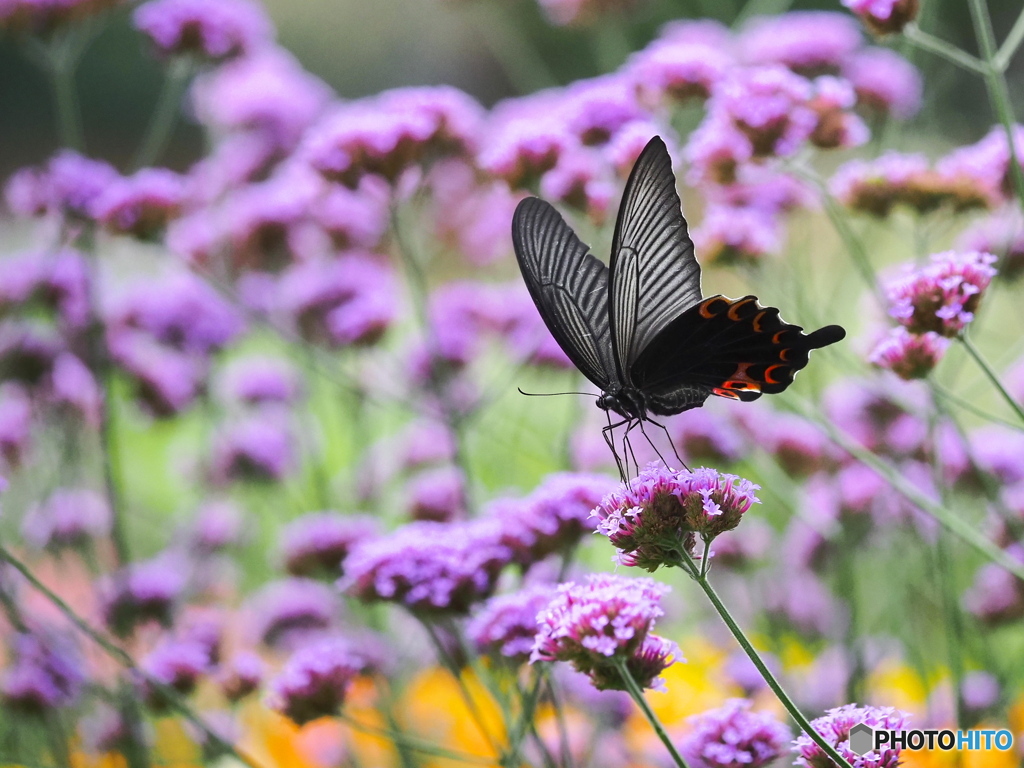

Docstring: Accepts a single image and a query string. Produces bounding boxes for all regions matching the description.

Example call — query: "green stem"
[994,5,1024,72]
[47,39,85,151]
[934,531,966,728]
[930,383,1024,432]
[613,657,689,768]
[546,675,576,768]
[903,24,988,75]
[133,56,192,169]
[675,551,855,768]
[337,712,491,765]
[813,180,885,307]
[967,0,1024,208]
[959,333,1024,426]
[0,546,265,768]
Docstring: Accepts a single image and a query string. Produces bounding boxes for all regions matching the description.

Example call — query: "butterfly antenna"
[647,417,689,471]
[517,387,597,398]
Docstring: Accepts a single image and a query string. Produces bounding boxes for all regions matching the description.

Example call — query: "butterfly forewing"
[609,137,703,376]
[512,197,618,391]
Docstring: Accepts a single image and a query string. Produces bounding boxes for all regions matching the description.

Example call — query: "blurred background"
[2,0,1023,175]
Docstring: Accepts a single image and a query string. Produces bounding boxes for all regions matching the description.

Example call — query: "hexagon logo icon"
[849,723,874,756]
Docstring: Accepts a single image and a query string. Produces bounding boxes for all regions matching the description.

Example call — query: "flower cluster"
[793,704,909,768]
[593,464,761,570]
[467,584,556,663]
[268,637,363,725]
[682,699,791,768]
[531,574,681,691]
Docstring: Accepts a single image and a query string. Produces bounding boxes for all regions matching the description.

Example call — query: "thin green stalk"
[968,0,1024,208]
[133,56,192,169]
[612,657,689,768]
[0,546,265,768]
[994,5,1024,72]
[934,530,966,729]
[810,179,885,307]
[337,712,492,765]
[903,24,988,75]
[546,675,576,768]
[44,35,86,151]
[793,399,1024,582]
[959,333,1024,426]
[674,550,855,768]
[931,383,1024,432]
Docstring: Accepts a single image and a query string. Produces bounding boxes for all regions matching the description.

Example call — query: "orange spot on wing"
[752,311,767,332]
[727,298,754,321]
[713,388,742,400]
[699,298,727,318]
[764,364,786,384]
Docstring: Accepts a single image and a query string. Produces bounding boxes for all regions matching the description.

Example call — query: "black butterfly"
[512,136,845,472]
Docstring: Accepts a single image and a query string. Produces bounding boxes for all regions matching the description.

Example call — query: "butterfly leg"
[638,417,673,470]
[646,417,689,471]
[622,419,641,479]
[602,413,629,483]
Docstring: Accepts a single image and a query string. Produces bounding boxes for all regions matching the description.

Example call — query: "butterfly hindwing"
[512,197,618,391]
[630,295,846,416]
[609,137,703,377]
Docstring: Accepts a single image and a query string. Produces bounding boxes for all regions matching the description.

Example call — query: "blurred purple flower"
[842,48,922,119]
[247,578,339,648]
[709,518,774,569]
[723,650,782,697]
[218,650,264,702]
[429,160,519,265]
[684,116,754,187]
[869,328,949,380]
[831,152,930,217]
[758,412,833,478]
[48,353,101,426]
[957,207,1024,281]
[669,407,748,465]
[0,322,64,385]
[313,177,389,251]
[969,425,1024,485]
[94,168,186,239]
[107,330,207,417]
[0,0,122,33]
[216,355,302,406]
[964,550,1024,626]
[531,573,680,692]
[478,93,573,188]
[191,48,332,153]
[341,519,511,615]
[711,66,817,158]
[20,487,110,551]
[0,249,90,333]
[886,250,997,337]
[1,631,85,714]
[398,419,457,470]
[134,0,271,60]
[102,556,186,637]
[305,86,483,188]
[693,203,781,264]
[843,0,919,36]
[764,566,844,637]
[268,637,361,725]
[278,255,396,348]
[793,703,909,768]
[594,464,761,569]
[467,584,556,663]
[936,124,1024,207]
[807,76,870,150]
[561,75,645,147]
[961,670,1000,715]
[737,12,862,75]
[280,512,379,577]
[682,699,791,768]
[628,20,732,107]
[210,411,296,484]
[185,499,245,555]
[495,471,618,567]
[823,378,926,457]
[406,466,466,522]
[140,638,212,707]
[539,147,615,224]
[0,384,32,467]
[4,151,118,221]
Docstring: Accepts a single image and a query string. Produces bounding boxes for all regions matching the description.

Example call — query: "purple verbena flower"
[5,151,118,221]
[842,48,921,119]
[247,578,339,649]
[869,328,949,380]
[467,584,556,663]
[477,94,574,189]
[843,0,919,36]
[280,512,379,577]
[627,21,733,107]
[1,631,85,714]
[210,411,296,484]
[793,704,909,768]
[0,322,63,386]
[738,12,862,75]
[969,425,1024,485]
[593,464,761,570]
[957,207,1024,281]
[20,487,111,551]
[216,355,302,406]
[561,75,645,146]
[531,573,680,691]
[0,384,32,467]
[963,551,1024,626]
[107,330,207,417]
[268,637,361,725]
[807,76,869,150]
[102,557,186,637]
[406,466,466,522]
[710,66,816,158]
[936,125,1024,207]
[278,255,396,348]
[692,204,782,265]
[539,147,615,224]
[140,638,212,707]
[218,650,264,702]
[494,471,618,567]
[341,519,512,615]
[682,699,791,768]
[94,168,186,239]
[684,116,754,187]
[133,0,271,60]
[48,353,101,426]
[885,250,997,337]
[668,406,748,466]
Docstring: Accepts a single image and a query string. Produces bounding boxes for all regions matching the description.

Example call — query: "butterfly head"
[597,387,648,420]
